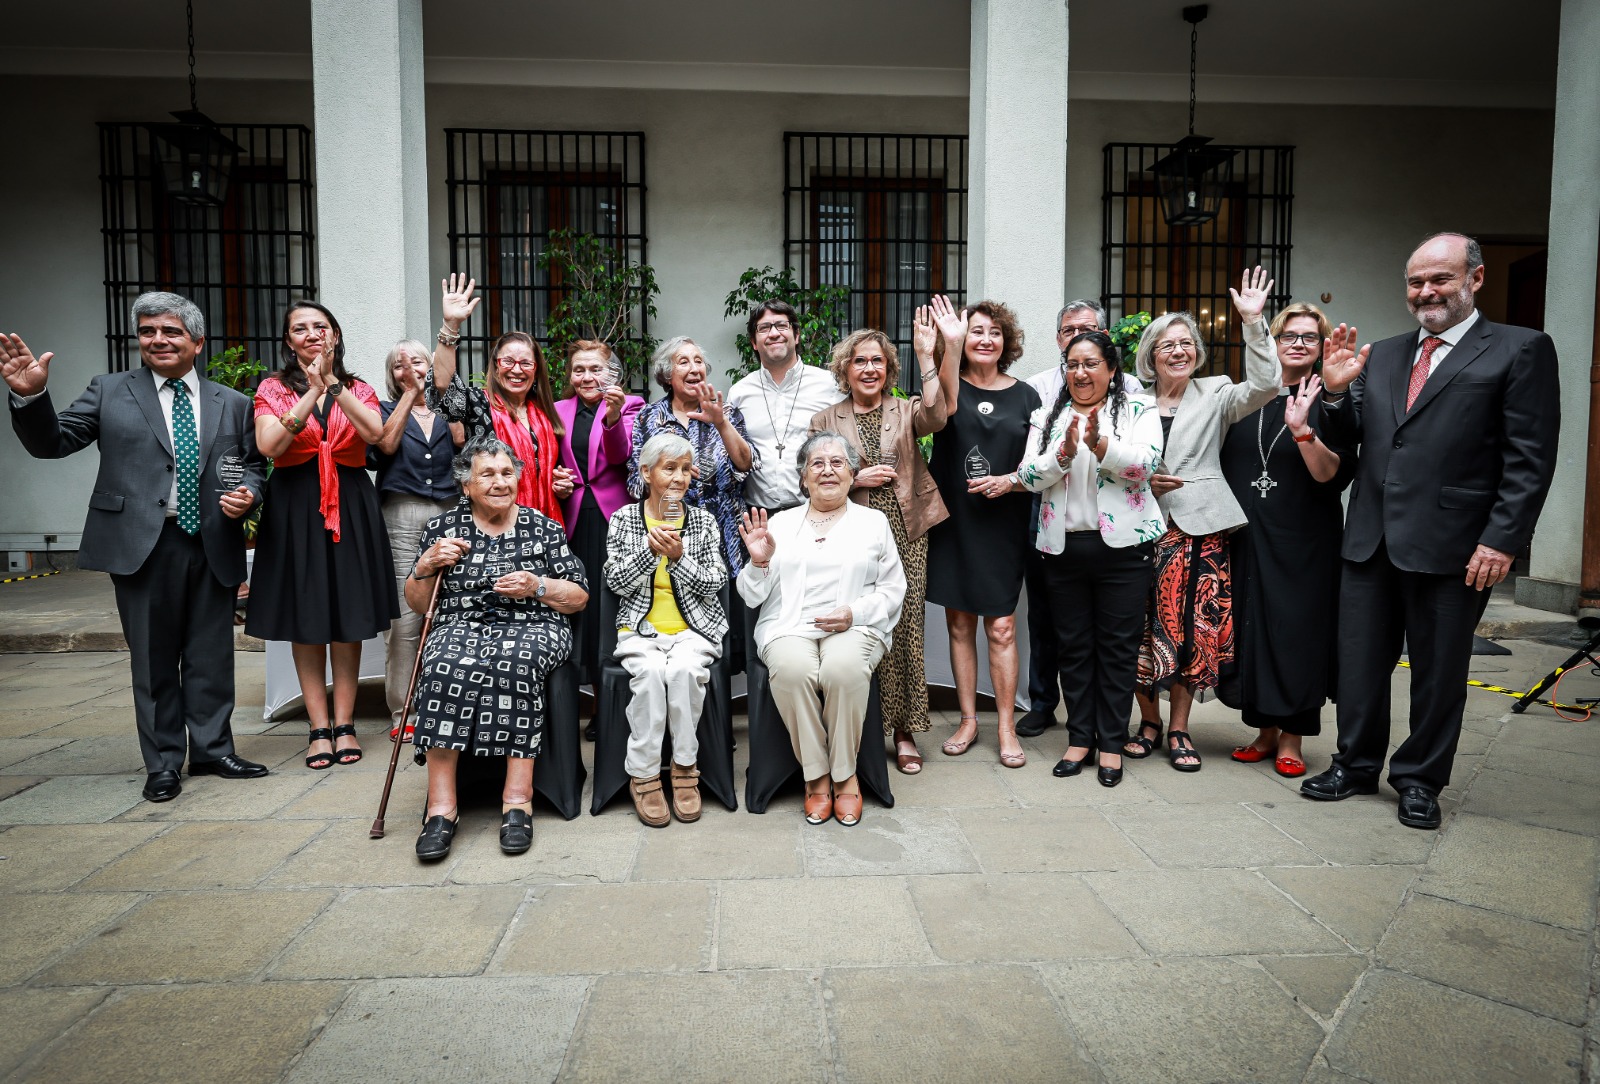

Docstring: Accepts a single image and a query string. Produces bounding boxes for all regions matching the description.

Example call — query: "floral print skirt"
[1137,527,1233,693]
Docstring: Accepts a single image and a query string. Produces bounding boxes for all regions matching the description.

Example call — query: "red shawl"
[253,376,379,542]
[490,393,565,527]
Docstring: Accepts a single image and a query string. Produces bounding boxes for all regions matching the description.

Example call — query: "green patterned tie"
[166,378,201,535]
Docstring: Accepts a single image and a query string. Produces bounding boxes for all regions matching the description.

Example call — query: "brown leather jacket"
[810,390,950,542]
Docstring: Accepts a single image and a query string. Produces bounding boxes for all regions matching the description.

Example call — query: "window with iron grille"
[1101,144,1293,378]
[98,123,316,374]
[784,133,967,394]
[445,129,648,379]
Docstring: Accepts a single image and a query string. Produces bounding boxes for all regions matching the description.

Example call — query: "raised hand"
[686,384,727,428]
[912,305,937,360]
[1283,375,1322,436]
[1228,265,1274,324]
[440,273,479,331]
[930,294,968,349]
[0,334,53,398]
[738,509,775,567]
[1319,324,1371,394]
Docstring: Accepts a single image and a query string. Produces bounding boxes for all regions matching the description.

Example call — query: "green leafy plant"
[206,345,267,391]
[1108,311,1152,372]
[535,230,660,396]
[722,267,849,380]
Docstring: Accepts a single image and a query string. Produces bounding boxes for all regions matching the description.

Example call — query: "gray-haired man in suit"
[5,293,270,801]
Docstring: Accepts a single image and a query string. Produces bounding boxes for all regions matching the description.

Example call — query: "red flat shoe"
[1275,755,1306,778]
[1231,744,1274,763]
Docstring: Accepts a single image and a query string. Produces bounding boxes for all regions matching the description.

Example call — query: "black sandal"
[306,727,335,770]
[1167,731,1202,773]
[1125,720,1163,759]
[332,723,363,765]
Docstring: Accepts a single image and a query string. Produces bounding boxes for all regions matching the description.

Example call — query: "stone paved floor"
[0,642,1596,1083]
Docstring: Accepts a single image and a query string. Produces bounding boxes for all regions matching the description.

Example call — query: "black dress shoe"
[1052,756,1086,778]
[1015,710,1057,738]
[142,770,182,802]
[1097,764,1124,788]
[1397,787,1442,830]
[188,753,269,779]
[584,720,598,742]
[415,814,458,861]
[1299,764,1379,802]
[500,808,533,854]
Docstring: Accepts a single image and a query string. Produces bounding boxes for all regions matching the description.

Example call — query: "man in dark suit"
[5,292,271,802]
[1302,233,1560,828]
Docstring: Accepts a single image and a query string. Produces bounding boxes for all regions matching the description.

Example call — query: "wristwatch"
[324,381,345,399]
[535,575,547,599]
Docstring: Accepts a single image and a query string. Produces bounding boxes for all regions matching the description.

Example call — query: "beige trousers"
[762,629,885,783]
[382,494,455,724]
[615,629,720,777]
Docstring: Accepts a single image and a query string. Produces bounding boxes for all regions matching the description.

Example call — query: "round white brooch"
[977,401,994,415]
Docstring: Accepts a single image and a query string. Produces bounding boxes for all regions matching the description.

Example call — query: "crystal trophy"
[964,446,991,480]
[880,449,899,470]
[603,358,624,389]
[661,496,684,520]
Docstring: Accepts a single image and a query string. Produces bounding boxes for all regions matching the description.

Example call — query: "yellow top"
[629,513,686,635]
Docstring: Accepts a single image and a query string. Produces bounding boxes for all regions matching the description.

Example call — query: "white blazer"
[737,502,907,653]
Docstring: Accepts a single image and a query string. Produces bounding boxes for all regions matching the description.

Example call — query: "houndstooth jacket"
[603,500,729,645]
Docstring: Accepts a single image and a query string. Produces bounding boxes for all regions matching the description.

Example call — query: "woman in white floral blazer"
[1010,331,1163,788]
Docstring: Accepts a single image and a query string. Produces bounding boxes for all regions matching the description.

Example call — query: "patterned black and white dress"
[412,500,587,759]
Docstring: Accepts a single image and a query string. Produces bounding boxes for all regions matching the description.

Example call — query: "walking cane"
[371,574,443,839]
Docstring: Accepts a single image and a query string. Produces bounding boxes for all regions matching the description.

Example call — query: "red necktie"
[1406,336,1446,411]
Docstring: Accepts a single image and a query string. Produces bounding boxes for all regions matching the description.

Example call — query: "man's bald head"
[1405,232,1484,333]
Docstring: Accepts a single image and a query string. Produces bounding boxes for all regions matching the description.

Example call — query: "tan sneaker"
[669,763,702,823]
[629,775,670,828]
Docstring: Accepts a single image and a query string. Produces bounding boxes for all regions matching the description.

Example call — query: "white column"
[1520,0,1600,614]
[309,0,431,387]
[967,0,1070,381]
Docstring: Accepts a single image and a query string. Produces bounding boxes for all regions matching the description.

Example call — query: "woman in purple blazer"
[556,340,646,705]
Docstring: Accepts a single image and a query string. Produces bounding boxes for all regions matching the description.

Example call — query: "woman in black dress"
[926,296,1040,768]
[1218,302,1355,776]
[249,301,397,769]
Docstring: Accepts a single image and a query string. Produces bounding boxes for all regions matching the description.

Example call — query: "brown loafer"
[803,793,833,825]
[833,792,863,827]
[629,775,670,828]
[669,763,702,822]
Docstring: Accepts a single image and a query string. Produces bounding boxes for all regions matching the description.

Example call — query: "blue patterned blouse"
[626,398,755,575]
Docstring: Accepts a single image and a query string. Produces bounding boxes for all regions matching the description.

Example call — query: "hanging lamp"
[150,0,241,206]
[1148,5,1235,227]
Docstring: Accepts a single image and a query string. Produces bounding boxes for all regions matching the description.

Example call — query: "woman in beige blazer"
[1126,268,1282,771]
[810,313,951,773]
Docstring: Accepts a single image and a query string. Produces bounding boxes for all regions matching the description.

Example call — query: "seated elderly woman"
[406,435,589,862]
[604,432,728,827]
[737,431,906,827]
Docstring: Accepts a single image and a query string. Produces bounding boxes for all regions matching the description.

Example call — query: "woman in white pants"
[738,431,906,827]
[603,432,728,827]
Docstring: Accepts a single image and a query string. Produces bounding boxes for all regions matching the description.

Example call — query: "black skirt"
[568,493,608,686]
[245,460,399,644]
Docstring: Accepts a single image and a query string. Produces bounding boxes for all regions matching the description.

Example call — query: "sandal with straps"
[942,715,980,757]
[305,727,335,770]
[1167,730,1202,773]
[1125,719,1162,759]
[332,723,363,765]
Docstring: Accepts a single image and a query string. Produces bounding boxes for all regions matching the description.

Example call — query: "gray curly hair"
[451,434,523,486]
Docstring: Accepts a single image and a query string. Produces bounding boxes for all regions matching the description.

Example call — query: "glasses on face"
[1061,361,1106,374]
[1275,332,1321,346]
[496,356,537,371]
[806,457,850,474]
[755,321,793,335]
[1058,325,1098,338]
[1154,340,1197,357]
[850,356,887,371]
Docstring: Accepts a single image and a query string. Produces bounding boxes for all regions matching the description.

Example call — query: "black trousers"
[1041,533,1154,753]
[1334,542,1492,795]
[1024,538,1067,714]
[111,519,239,773]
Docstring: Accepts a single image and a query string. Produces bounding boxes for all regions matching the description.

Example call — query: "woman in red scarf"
[248,301,398,770]
[426,275,574,524]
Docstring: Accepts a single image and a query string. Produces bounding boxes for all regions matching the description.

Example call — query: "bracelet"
[1321,390,1347,403]
[411,564,438,580]
[1293,431,1316,444]
[278,412,306,434]
[437,325,462,347]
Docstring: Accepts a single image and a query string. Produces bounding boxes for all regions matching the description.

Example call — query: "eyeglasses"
[755,321,793,335]
[1154,340,1197,357]
[850,357,887,370]
[1060,361,1106,373]
[1057,325,1099,338]
[495,357,538,371]
[805,457,850,473]
[1275,332,1321,346]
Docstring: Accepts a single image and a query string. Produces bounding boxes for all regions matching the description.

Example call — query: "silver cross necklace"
[1252,402,1289,497]
[760,364,804,458]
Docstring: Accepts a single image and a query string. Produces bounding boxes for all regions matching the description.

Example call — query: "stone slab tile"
[71,689,137,711]
[0,684,115,711]
[909,873,1143,963]
[885,757,1021,808]
[1324,970,1585,1084]
[1258,954,1368,1017]
[1247,798,1439,865]
[263,823,454,888]
[565,970,826,1083]
[1418,814,1597,930]
[117,770,322,822]
[0,776,44,801]
[448,808,641,885]
[0,714,65,739]
[1084,869,1347,955]
[719,877,933,969]
[230,733,310,770]
[800,806,980,877]
[632,806,802,880]
[1262,865,1420,951]
[1461,763,1600,836]
[953,806,1155,873]
[491,881,711,975]
[80,820,323,890]
[5,651,129,671]
[30,708,147,738]
[0,987,109,1079]
[828,964,1099,1083]
[285,976,588,1084]
[1125,756,1309,805]
[1378,894,1591,1025]
[1104,804,1320,868]
[0,736,76,770]
[0,892,144,985]
[275,762,424,820]
[21,981,347,1084]
[1484,738,1600,786]
[1043,957,1326,1084]
[999,757,1162,810]
[0,774,145,824]
[37,889,332,985]
[0,823,164,890]
[270,886,524,979]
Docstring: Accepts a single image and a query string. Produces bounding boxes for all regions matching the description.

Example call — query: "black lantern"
[149,2,240,206]
[1147,6,1234,227]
